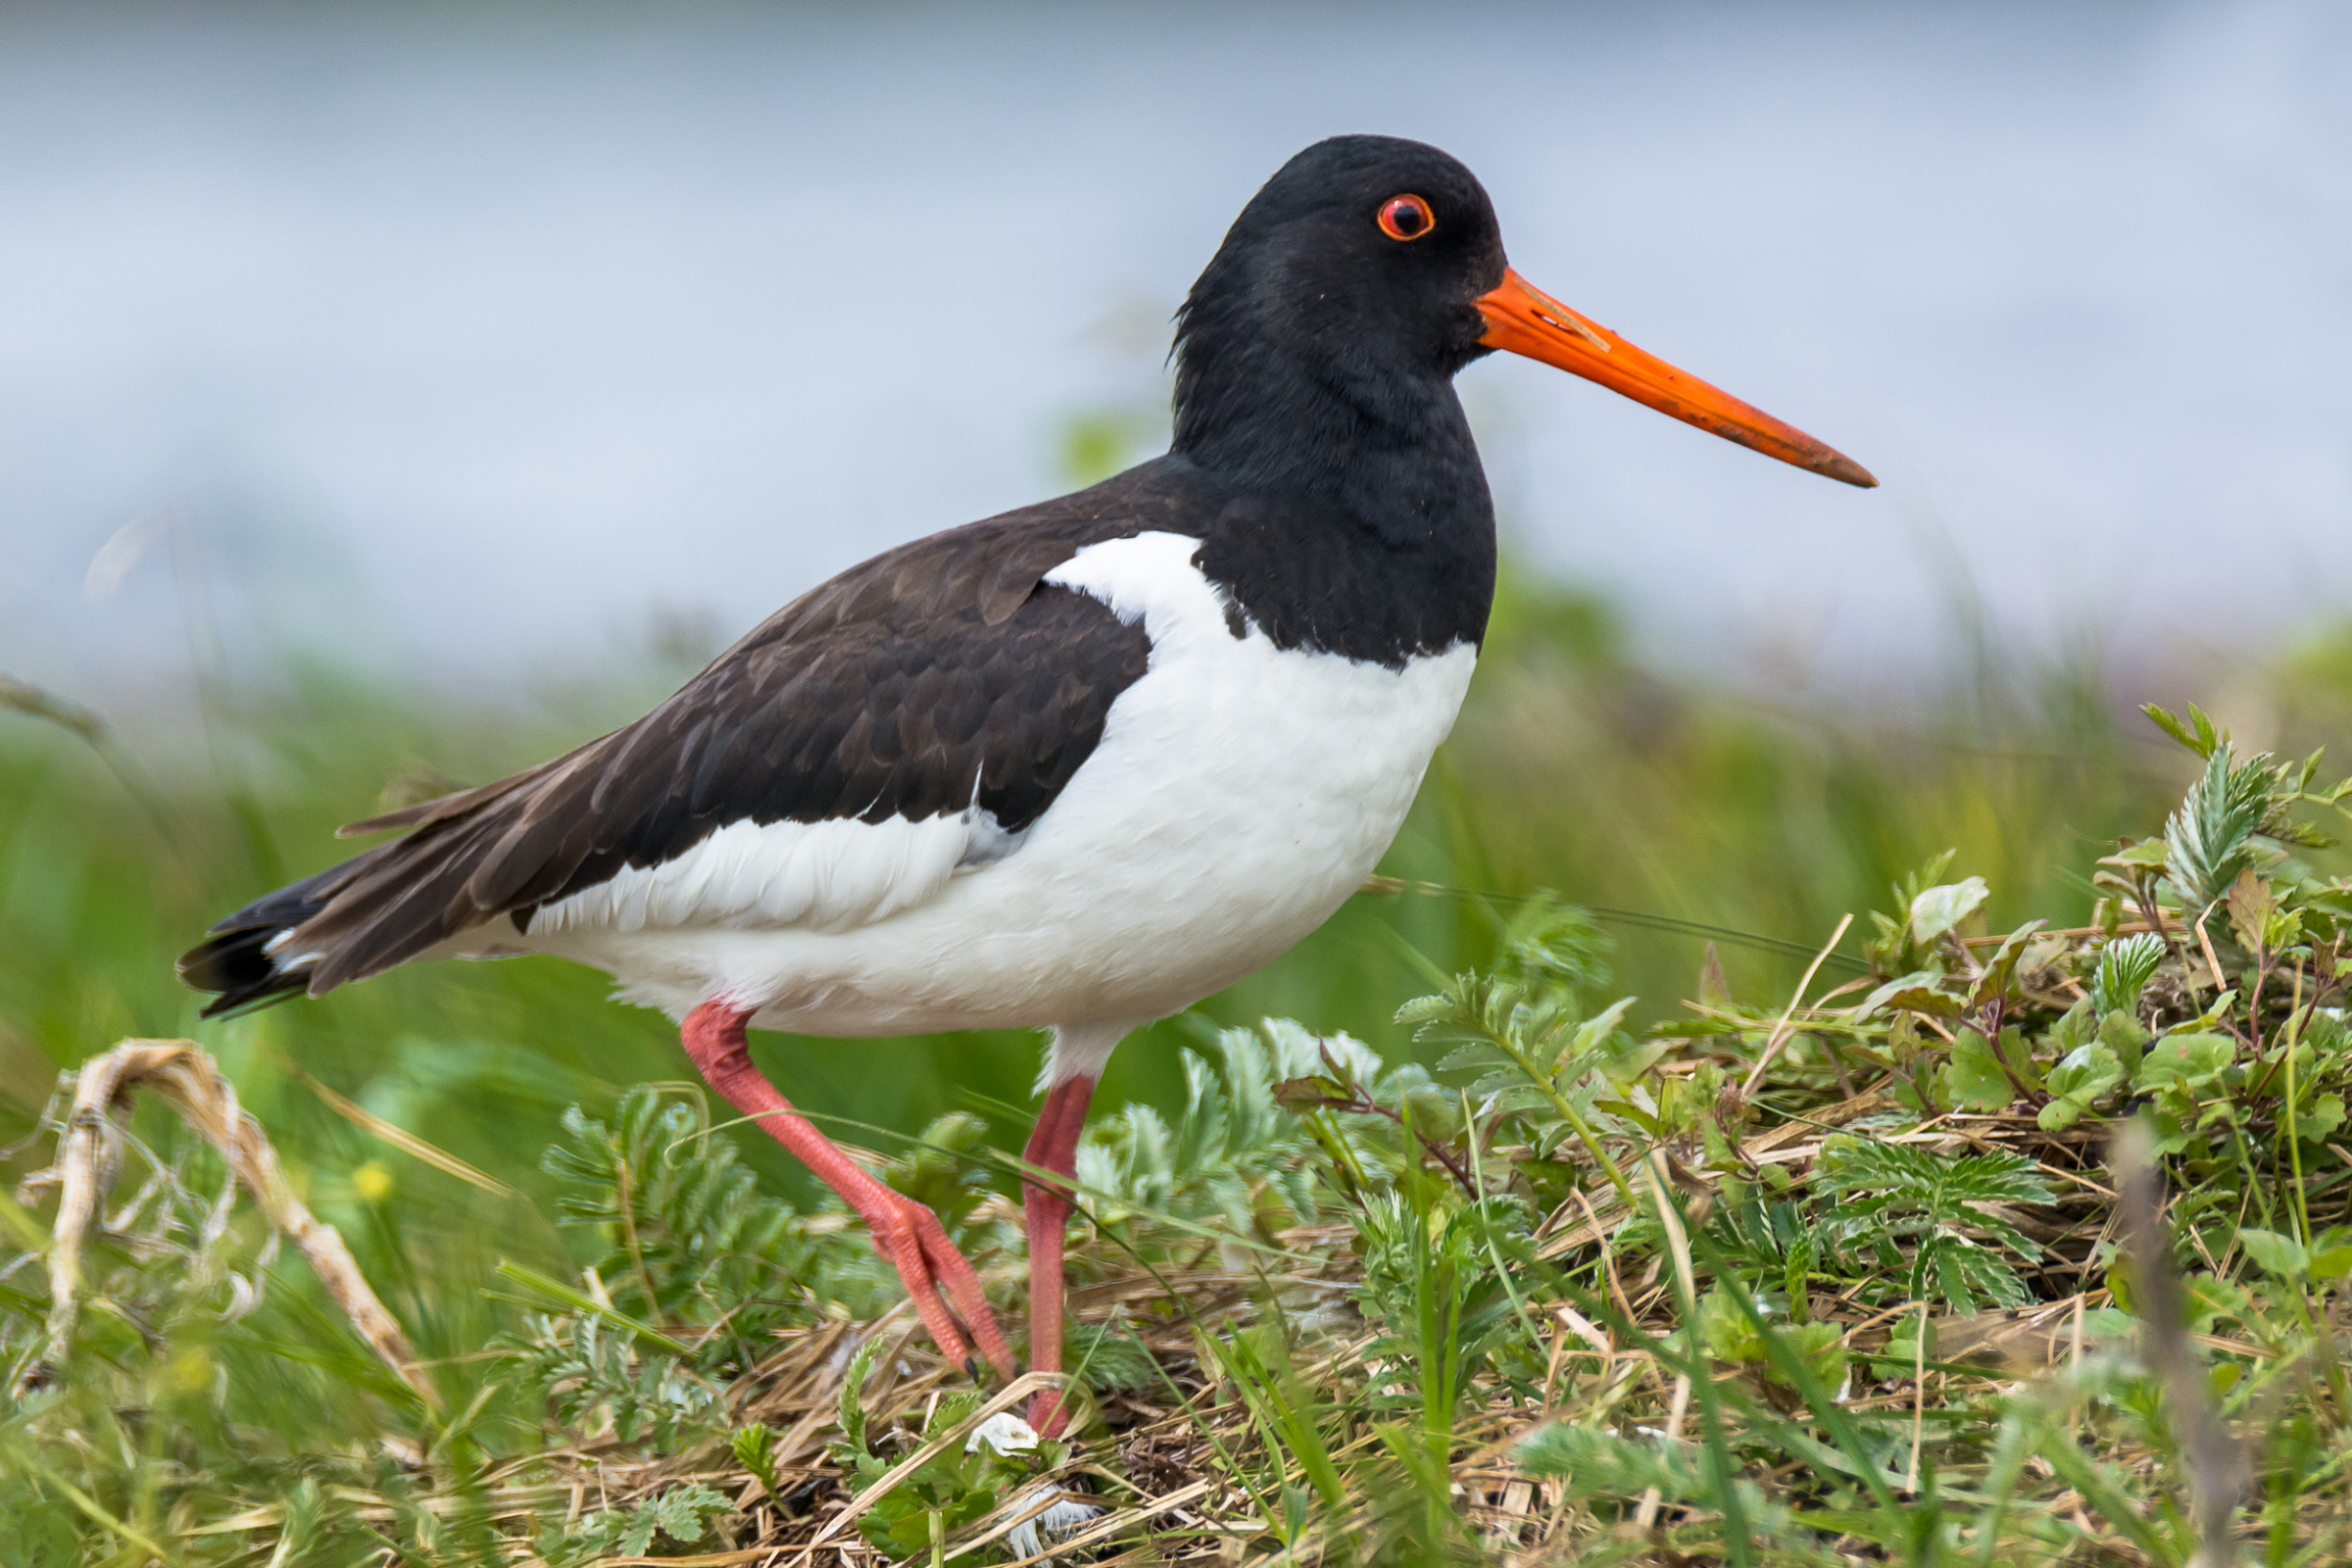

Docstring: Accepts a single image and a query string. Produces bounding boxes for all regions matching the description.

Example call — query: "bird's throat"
[1156,359,1496,666]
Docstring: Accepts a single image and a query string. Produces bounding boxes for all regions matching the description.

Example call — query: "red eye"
[1377,194,1435,242]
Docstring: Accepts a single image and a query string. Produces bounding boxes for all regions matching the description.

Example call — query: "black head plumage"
[1168,136,1505,552]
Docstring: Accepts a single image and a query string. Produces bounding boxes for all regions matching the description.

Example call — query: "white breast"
[509,531,1477,1037]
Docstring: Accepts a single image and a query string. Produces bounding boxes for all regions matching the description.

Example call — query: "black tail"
[178,858,373,1017]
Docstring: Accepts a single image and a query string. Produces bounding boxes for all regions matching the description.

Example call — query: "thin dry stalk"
[15,1037,441,1408]
[2114,1117,2247,1566]
[1739,911,1855,1097]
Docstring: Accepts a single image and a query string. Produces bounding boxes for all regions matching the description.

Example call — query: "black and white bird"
[180,134,1872,1436]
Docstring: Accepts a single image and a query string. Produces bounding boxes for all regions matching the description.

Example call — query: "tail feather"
[177,850,396,1017]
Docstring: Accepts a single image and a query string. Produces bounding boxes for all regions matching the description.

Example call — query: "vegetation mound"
[8,692,2352,1564]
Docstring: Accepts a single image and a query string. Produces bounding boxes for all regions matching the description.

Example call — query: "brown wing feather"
[179,460,1209,1013]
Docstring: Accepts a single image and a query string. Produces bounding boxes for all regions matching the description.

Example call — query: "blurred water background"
[3,0,2347,710]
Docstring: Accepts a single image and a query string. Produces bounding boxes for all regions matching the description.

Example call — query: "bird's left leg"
[681,1002,1018,1382]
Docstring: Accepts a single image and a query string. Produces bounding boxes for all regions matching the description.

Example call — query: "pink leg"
[681,1003,1017,1382]
[1022,1072,1098,1439]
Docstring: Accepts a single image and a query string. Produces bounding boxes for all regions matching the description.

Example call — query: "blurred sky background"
[2,0,2347,710]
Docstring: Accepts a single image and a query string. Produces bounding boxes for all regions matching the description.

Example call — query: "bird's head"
[1174,134,1875,490]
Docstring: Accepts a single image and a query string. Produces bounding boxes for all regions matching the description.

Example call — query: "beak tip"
[1822,454,1879,489]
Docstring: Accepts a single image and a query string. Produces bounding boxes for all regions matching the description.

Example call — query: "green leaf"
[2040,1043,2123,1124]
[2143,702,2223,759]
[1515,1422,1705,1501]
[618,1508,657,1556]
[1910,878,1989,947]
[1969,922,2046,1010]
[1698,1284,1764,1363]
[1494,893,1615,993]
[2138,1032,2235,1093]
[2035,1098,2083,1133]
[2042,997,2097,1056]
[889,1111,997,1236]
[732,1425,782,1497]
[1942,1029,2018,1112]
[837,1334,887,1464]
[649,1484,728,1545]
[2166,742,2283,911]
[1568,996,1640,1059]
[1855,972,1967,1020]
[2237,1228,2308,1279]
[2098,1008,2149,1081]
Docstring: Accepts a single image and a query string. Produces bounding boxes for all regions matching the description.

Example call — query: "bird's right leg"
[1021,1068,1098,1440]
[681,1002,1018,1382]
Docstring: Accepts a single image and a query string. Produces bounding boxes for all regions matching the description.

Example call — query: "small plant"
[540,1086,845,1355]
[538,1483,732,1566]
[1810,1136,2053,1312]
[1076,1020,1342,1236]
[826,1335,1071,1563]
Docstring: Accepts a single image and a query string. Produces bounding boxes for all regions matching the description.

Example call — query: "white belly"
[507,531,1477,1036]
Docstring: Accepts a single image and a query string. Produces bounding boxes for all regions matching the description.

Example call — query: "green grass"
[6,572,2352,1563]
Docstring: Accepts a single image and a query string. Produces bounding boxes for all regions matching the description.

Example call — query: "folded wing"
[179,503,1161,1015]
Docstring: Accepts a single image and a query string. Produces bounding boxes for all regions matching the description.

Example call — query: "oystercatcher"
[180,135,1872,1435]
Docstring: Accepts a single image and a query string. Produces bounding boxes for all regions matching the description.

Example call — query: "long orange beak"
[1476,269,1876,488]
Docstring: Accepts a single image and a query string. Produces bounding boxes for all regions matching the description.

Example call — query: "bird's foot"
[863,1185,1019,1384]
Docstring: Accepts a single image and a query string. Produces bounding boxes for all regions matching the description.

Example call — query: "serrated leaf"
[1395,994,1456,1026]
[1515,1423,1704,1501]
[1568,997,1638,1056]
[2043,997,2097,1056]
[2091,933,2166,1016]
[1479,1084,1556,1118]
[2143,702,2222,758]
[1436,1043,1513,1075]
[837,1334,885,1462]
[2226,869,2279,954]
[2099,1008,2149,1080]
[1592,1098,1663,1137]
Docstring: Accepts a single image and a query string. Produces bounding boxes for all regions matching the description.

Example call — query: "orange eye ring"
[1377,193,1435,242]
